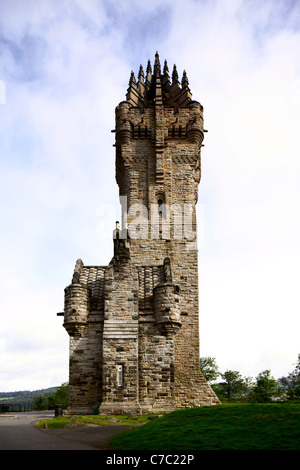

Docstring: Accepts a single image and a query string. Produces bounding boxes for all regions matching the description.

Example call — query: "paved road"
[0,411,132,450]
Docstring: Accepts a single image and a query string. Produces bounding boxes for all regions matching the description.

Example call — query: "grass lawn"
[36,413,155,430]
[109,403,300,450]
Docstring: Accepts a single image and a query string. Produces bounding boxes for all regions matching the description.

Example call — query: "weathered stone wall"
[99,257,140,414]
[67,323,103,414]
[138,322,176,413]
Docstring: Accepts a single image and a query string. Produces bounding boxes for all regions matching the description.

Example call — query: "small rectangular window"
[117,365,123,387]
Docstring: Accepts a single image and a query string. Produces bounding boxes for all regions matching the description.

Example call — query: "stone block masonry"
[60,52,220,415]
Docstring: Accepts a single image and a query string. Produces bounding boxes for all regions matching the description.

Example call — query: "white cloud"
[0,0,299,391]
[0,265,68,391]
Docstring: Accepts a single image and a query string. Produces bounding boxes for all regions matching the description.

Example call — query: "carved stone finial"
[163,60,170,77]
[129,70,136,87]
[163,60,171,86]
[172,64,179,85]
[182,70,189,87]
[146,60,152,78]
[154,51,161,76]
[138,65,144,82]
[72,259,83,284]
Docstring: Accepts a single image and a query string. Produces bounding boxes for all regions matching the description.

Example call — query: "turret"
[63,259,90,337]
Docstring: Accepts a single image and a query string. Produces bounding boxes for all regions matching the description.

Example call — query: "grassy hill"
[109,403,300,450]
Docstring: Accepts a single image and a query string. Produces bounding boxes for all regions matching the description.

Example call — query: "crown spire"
[125,54,194,107]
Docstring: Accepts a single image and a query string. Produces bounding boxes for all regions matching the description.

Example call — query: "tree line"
[200,354,300,402]
[0,387,58,412]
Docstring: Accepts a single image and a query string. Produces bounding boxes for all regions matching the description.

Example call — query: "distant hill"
[0,387,58,410]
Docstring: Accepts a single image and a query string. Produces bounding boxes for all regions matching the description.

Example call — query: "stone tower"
[60,53,219,414]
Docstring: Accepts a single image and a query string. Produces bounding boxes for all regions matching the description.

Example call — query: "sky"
[0,0,299,392]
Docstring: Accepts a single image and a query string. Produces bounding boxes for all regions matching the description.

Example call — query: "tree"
[215,370,251,402]
[278,354,300,401]
[33,383,69,410]
[47,383,69,409]
[33,394,48,411]
[248,370,278,402]
[200,357,220,383]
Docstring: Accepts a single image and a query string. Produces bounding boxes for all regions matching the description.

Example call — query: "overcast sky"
[0,0,299,392]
